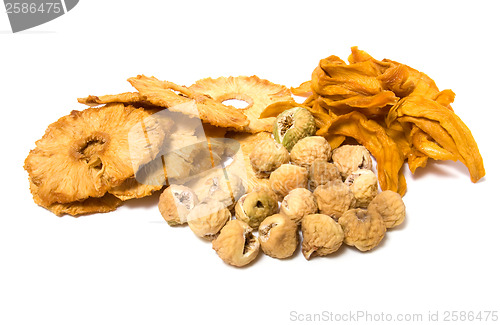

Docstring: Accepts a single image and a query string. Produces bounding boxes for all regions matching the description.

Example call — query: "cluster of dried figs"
[159,107,406,267]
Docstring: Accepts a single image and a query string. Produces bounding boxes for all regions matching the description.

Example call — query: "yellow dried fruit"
[189,75,294,133]
[280,188,318,224]
[192,171,246,210]
[338,208,386,251]
[24,104,165,206]
[290,136,332,168]
[301,214,344,259]
[187,201,231,240]
[158,185,198,226]
[308,160,342,190]
[29,179,123,216]
[258,214,298,259]
[345,169,379,208]
[367,190,406,229]
[313,180,354,219]
[249,137,290,178]
[109,178,163,201]
[331,145,373,179]
[212,219,260,267]
[235,188,279,229]
[269,164,309,198]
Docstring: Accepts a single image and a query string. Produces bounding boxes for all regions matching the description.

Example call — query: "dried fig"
[345,169,378,208]
[249,138,290,178]
[338,208,386,251]
[367,190,406,229]
[308,160,341,190]
[273,107,316,151]
[212,219,260,267]
[158,185,198,226]
[259,214,298,259]
[301,214,344,259]
[187,201,231,240]
[331,145,373,179]
[196,172,246,210]
[269,164,309,198]
[313,180,354,219]
[280,188,317,224]
[290,136,332,168]
[235,188,279,229]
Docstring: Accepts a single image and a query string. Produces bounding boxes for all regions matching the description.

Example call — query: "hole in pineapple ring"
[218,93,254,109]
[222,99,249,109]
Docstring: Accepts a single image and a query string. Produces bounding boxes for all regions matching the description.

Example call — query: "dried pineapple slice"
[29,179,123,216]
[108,178,163,201]
[128,75,249,131]
[24,103,166,205]
[189,76,294,133]
[77,92,148,107]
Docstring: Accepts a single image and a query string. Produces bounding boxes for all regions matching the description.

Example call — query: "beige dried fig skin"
[196,172,246,210]
[301,214,344,260]
[235,188,279,229]
[212,219,260,267]
[338,208,386,252]
[308,160,342,191]
[345,169,379,208]
[331,145,373,179]
[367,190,406,229]
[280,188,318,224]
[313,180,354,219]
[158,185,198,226]
[269,164,309,198]
[290,136,333,168]
[249,138,290,178]
[259,214,298,259]
[187,201,231,240]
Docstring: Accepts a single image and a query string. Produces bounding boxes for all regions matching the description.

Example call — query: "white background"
[1,1,499,324]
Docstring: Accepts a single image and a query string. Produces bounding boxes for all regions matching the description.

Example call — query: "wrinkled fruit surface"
[338,208,386,251]
[212,219,260,267]
[367,190,406,229]
[259,214,298,259]
[273,107,316,151]
[301,214,344,259]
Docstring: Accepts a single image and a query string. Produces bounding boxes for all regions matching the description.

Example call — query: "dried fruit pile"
[24,48,485,267]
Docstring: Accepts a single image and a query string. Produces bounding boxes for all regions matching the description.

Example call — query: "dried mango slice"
[410,126,458,162]
[189,76,293,133]
[24,104,165,205]
[319,111,406,195]
[311,57,399,115]
[128,75,249,131]
[388,96,485,182]
[291,80,313,97]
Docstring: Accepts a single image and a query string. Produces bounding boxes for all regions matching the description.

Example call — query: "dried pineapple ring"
[108,178,163,201]
[189,76,294,133]
[29,179,123,216]
[24,103,166,205]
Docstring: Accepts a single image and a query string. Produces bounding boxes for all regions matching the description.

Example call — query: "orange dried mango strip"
[291,81,312,97]
[313,58,385,97]
[388,96,485,182]
[407,149,428,173]
[321,111,406,195]
[410,126,459,161]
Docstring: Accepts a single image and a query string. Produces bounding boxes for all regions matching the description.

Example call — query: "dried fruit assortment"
[24,47,485,267]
